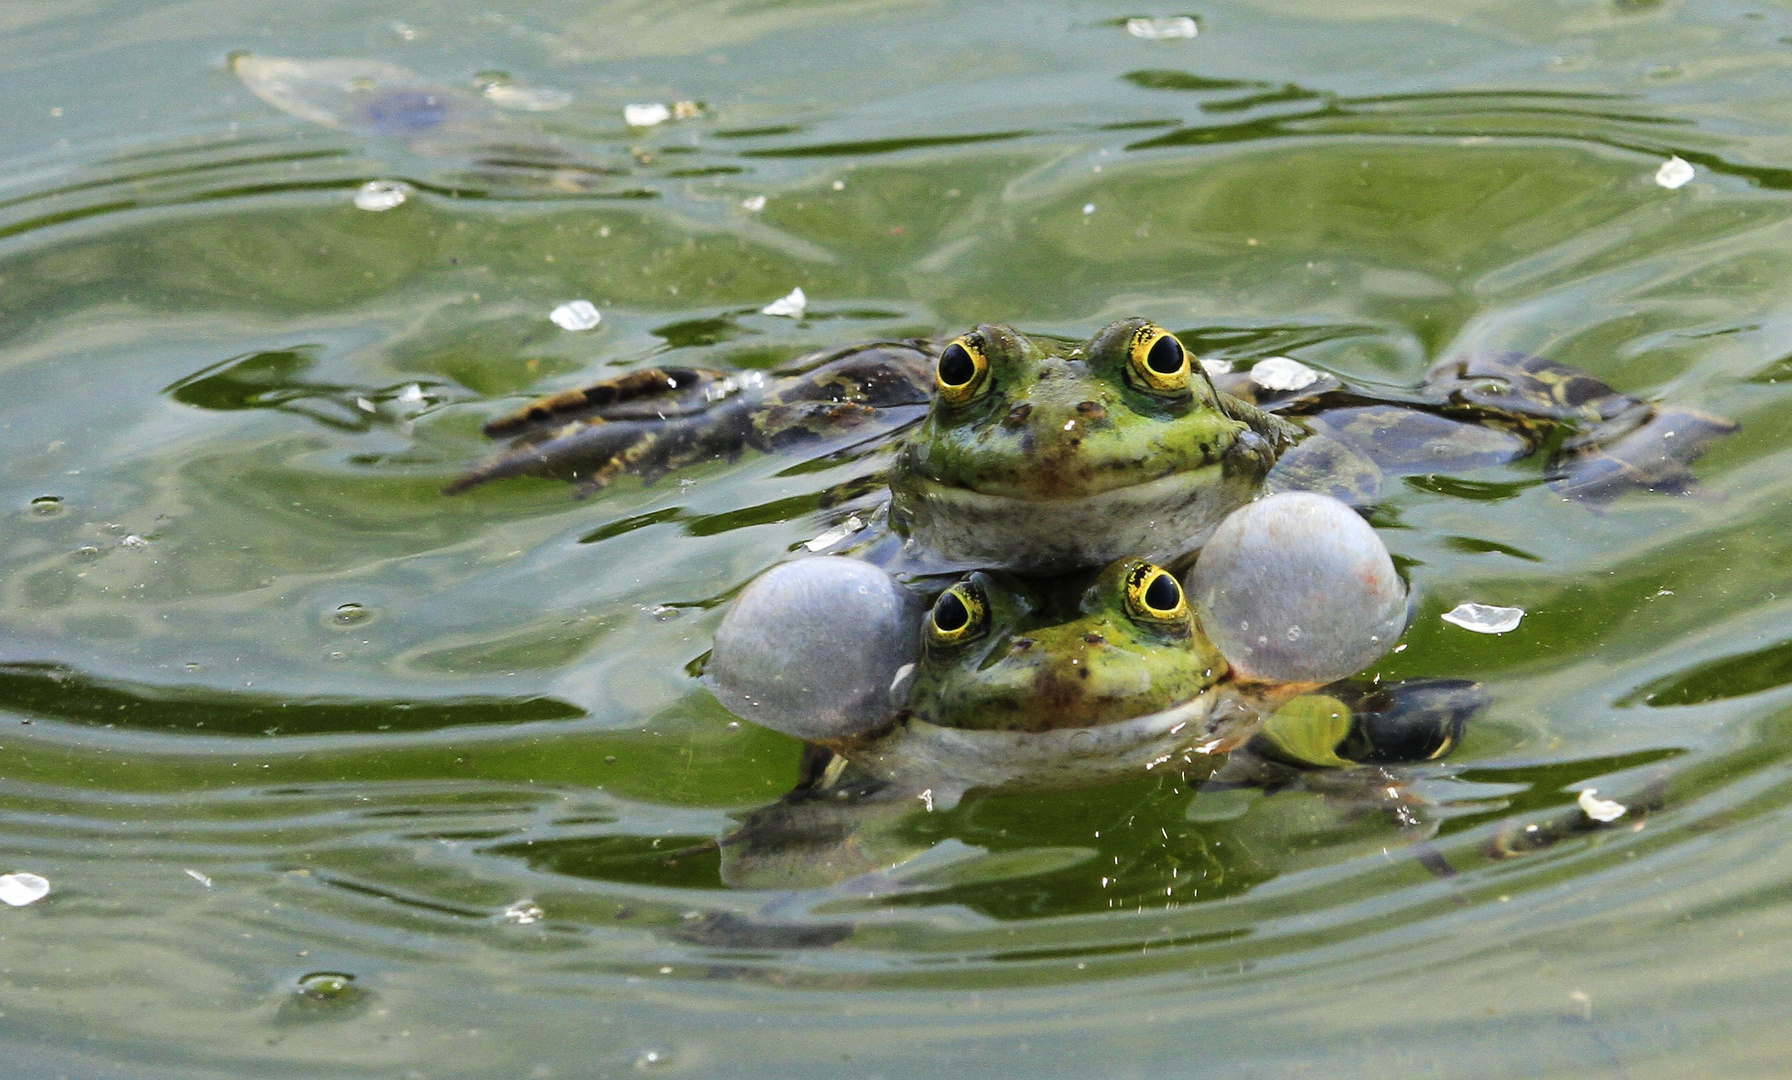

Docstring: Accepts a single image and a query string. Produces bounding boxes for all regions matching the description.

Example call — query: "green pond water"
[4,0,1792,1076]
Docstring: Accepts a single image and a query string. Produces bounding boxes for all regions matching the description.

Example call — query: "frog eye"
[1127,326,1191,395]
[1123,561,1191,624]
[927,581,988,646]
[935,336,990,406]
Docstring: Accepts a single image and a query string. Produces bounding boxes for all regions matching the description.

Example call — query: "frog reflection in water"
[709,557,1478,894]
[452,318,1736,574]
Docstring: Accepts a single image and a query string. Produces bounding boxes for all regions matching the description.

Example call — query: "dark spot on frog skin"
[1011,637,1034,651]
[1083,632,1106,645]
[1004,403,1033,427]
[1076,401,1107,424]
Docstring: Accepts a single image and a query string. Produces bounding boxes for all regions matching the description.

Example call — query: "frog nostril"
[1083,632,1106,645]
[1004,403,1033,427]
[1076,401,1107,423]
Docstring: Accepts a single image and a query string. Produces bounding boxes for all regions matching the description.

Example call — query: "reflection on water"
[5,0,1792,1076]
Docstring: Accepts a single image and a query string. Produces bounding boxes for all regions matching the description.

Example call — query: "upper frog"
[889,319,1296,573]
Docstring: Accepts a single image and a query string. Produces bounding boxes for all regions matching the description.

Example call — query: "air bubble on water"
[333,603,370,626]
[550,299,602,331]
[354,180,410,212]
[1441,602,1523,634]
[396,383,427,405]
[651,604,682,621]
[75,545,101,561]
[1127,16,1198,39]
[1082,203,1096,215]
[1654,156,1694,190]
[0,871,50,906]
[761,287,807,318]
[504,900,544,925]
[29,495,64,517]
[1250,356,1320,392]
[624,103,671,127]
[636,1049,669,1070]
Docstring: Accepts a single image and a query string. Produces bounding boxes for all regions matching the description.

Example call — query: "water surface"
[5,1,1792,1077]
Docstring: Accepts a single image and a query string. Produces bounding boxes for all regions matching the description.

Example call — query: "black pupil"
[934,590,971,633]
[938,343,976,387]
[1143,572,1182,613]
[1145,334,1184,375]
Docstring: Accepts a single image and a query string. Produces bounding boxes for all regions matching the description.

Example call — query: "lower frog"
[452,319,1735,573]
[702,494,1479,890]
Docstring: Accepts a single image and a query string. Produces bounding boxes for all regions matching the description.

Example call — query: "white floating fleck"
[802,514,865,552]
[1127,16,1198,39]
[1441,602,1524,634]
[0,871,50,907]
[397,383,427,405]
[1082,202,1096,215]
[1577,788,1627,823]
[353,179,410,212]
[832,179,846,190]
[185,868,213,887]
[356,397,378,413]
[504,900,544,925]
[549,299,602,331]
[1654,155,1694,190]
[121,534,150,550]
[761,286,807,318]
[481,83,572,111]
[740,194,767,212]
[624,102,672,127]
[1199,357,1233,376]
[1250,356,1320,392]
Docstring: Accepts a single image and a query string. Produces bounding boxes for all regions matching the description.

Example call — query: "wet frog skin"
[451,320,1736,572]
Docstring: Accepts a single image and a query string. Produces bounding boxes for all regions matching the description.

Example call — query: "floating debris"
[1199,358,1233,376]
[1127,16,1198,39]
[550,299,602,331]
[1655,155,1694,190]
[740,194,767,212]
[480,83,572,111]
[803,514,866,552]
[0,871,50,907]
[1082,202,1096,215]
[672,100,703,120]
[761,287,807,318]
[624,102,672,127]
[121,534,150,550]
[1250,356,1321,392]
[504,900,544,925]
[396,383,428,405]
[185,868,213,887]
[636,1049,669,1070]
[1441,602,1524,634]
[1577,788,1627,823]
[353,179,410,211]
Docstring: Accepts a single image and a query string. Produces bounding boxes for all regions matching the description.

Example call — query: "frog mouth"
[893,464,1255,574]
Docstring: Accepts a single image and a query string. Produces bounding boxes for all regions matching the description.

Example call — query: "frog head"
[907,558,1229,732]
[890,319,1287,573]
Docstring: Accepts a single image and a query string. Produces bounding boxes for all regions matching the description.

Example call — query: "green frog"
[714,557,1477,890]
[451,320,1735,573]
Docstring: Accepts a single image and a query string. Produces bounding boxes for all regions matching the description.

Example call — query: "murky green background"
[4,1,1792,1076]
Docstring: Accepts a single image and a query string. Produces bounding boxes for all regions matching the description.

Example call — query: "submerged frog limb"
[1236,350,1736,503]
[446,342,934,496]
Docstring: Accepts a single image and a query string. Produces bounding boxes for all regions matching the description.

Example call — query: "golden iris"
[935,335,990,406]
[1127,325,1190,395]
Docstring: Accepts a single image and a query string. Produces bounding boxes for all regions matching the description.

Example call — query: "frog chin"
[892,464,1257,574]
[842,690,1255,802]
